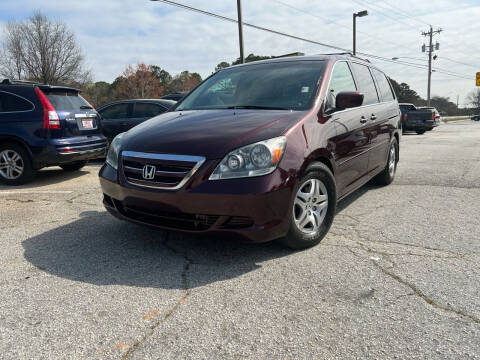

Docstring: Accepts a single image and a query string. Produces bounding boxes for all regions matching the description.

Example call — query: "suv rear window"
[42,90,90,111]
[0,91,34,112]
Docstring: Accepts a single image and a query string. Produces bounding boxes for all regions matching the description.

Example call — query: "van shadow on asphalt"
[22,183,376,290]
[22,211,291,290]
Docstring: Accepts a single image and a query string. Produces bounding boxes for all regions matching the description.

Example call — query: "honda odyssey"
[99,54,401,249]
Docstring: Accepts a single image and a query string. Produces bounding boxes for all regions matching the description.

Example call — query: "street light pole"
[353,10,368,55]
[237,0,245,64]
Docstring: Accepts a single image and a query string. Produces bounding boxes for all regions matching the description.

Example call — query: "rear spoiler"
[37,85,80,92]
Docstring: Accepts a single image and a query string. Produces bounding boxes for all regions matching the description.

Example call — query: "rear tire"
[280,163,336,250]
[60,160,87,171]
[416,129,426,135]
[0,142,36,185]
[375,138,398,186]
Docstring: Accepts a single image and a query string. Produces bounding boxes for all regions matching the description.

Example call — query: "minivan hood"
[121,109,305,158]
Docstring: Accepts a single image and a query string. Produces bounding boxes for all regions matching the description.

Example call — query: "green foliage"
[389,78,423,104]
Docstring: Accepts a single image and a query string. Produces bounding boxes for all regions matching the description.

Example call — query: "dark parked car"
[0,79,106,185]
[98,99,175,142]
[161,92,188,102]
[100,54,401,249]
[471,115,480,121]
[399,103,439,134]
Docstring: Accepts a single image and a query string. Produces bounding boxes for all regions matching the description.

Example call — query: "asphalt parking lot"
[1,120,479,359]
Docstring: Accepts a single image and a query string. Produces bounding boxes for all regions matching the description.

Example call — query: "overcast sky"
[0,0,478,106]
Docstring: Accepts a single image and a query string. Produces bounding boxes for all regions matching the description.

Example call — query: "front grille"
[121,151,205,190]
[115,201,219,231]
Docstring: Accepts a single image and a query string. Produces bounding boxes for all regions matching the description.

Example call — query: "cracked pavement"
[0,120,479,359]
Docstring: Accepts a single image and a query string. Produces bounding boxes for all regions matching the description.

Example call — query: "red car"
[99,53,401,249]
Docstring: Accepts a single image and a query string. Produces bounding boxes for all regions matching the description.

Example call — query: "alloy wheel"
[0,149,24,180]
[388,143,396,177]
[293,178,328,234]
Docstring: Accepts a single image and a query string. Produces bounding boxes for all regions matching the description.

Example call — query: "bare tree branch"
[0,11,90,84]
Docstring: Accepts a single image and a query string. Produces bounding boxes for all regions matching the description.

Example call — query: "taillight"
[403,114,408,121]
[435,114,440,119]
[35,87,60,129]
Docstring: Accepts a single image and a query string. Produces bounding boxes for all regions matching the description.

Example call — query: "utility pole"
[422,26,442,106]
[236,0,245,64]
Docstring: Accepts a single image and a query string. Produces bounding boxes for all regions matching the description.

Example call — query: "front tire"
[280,163,336,250]
[416,129,426,135]
[60,160,87,171]
[0,143,36,185]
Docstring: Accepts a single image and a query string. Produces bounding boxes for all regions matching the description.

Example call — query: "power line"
[268,0,414,51]
[351,0,423,31]
[150,0,474,81]
[365,0,429,26]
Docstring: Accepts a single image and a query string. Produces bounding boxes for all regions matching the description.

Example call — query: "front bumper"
[99,163,294,242]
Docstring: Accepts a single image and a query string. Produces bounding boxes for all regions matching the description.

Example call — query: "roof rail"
[273,52,305,58]
[1,79,40,85]
[320,52,370,63]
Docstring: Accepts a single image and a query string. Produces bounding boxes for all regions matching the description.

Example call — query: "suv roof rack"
[320,52,371,63]
[1,79,41,86]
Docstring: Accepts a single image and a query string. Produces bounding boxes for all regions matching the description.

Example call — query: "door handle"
[370,114,377,121]
[360,116,367,124]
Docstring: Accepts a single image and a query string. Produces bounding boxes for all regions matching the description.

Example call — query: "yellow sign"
[477,72,480,86]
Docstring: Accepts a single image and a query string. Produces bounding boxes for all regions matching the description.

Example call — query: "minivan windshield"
[177,60,326,111]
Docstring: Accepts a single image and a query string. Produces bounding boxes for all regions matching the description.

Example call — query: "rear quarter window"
[371,68,395,102]
[0,91,34,112]
[43,90,90,111]
[350,63,379,105]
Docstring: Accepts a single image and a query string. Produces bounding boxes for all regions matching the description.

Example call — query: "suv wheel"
[0,143,35,185]
[60,160,87,171]
[375,138,398,186]
[280,163,336,250]
[416,129,426,135]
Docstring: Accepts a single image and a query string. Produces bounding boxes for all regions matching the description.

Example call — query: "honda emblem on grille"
[142,165,156,180]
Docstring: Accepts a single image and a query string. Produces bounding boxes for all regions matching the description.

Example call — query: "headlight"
[106,133,124,170]
[209,136,286,180]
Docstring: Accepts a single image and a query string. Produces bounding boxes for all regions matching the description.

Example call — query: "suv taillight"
[403,114,408,121]
[435,114,440,119]
[35,87,60,129]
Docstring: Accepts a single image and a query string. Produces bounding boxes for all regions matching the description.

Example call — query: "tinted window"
[371,69,395,101]
[100,103,129,119]
[43,90,90,111]
[0,92,34,112]
[133,103,165,118]
[326,61,357,109]
[177,61,326,111]
[351,63,379,105]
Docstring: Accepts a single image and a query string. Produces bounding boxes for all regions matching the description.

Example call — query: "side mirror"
[335,92,364,111]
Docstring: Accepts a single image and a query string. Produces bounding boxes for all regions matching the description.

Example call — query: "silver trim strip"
[59,147,106,155]
[121,151,206,190]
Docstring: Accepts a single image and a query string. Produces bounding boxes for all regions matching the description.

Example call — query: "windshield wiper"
[80,105,93,109]
[226,105,292,110]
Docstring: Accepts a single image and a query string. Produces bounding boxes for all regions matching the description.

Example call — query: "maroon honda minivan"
[99,54,401,249]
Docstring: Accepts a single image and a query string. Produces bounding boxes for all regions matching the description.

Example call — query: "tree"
[389,78,423,104]
[215,61,230,72]
[467,89,480,113]
[0,11,91,84]
[82,81,113,108]
[151,66,172,90]
[168,71,202,93]
[113,63,163,100]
